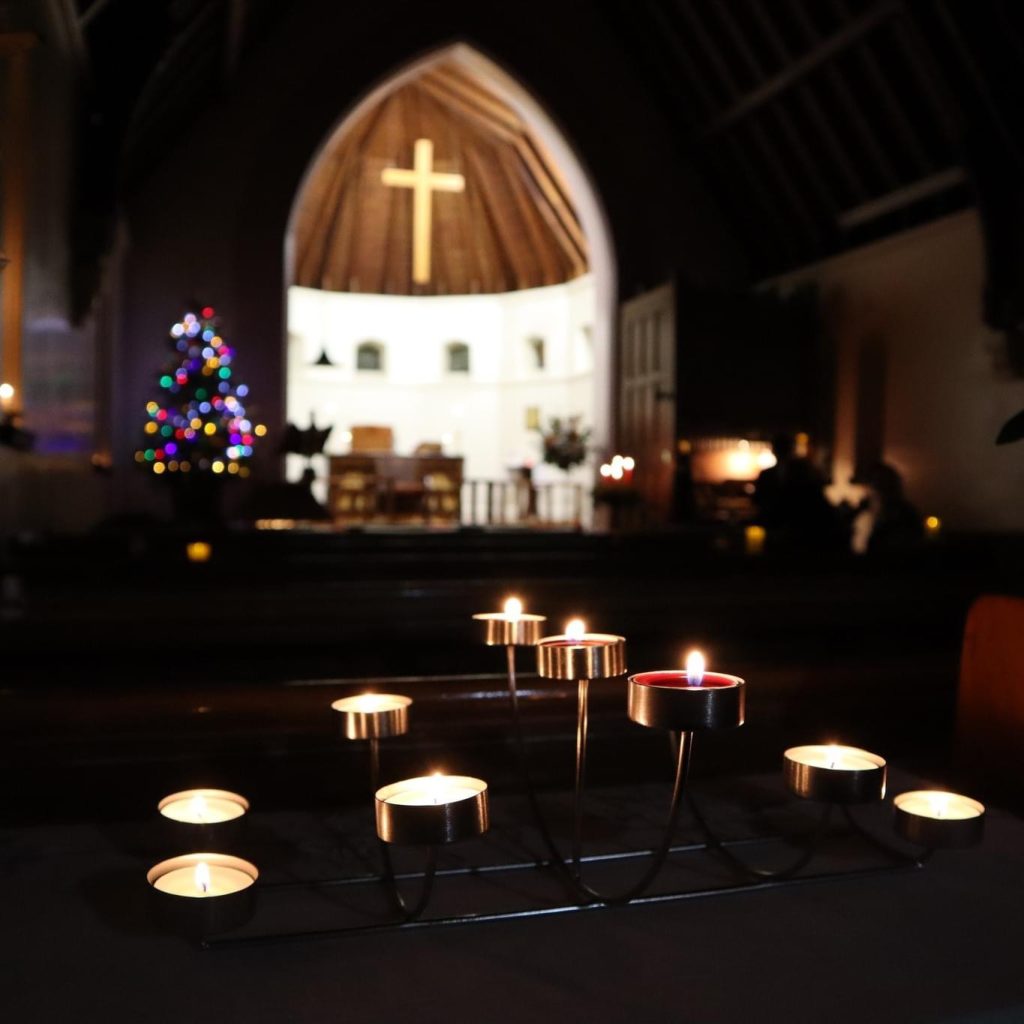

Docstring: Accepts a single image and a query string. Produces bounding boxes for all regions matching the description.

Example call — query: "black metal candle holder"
[140,608,985,949]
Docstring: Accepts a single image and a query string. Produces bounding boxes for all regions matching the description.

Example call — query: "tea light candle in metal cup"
[473,596,546,646]
[157,788,249,852]
[536,618,626,680]
[784,744,887,803]
[893,790,985,848]
[628,651,745,731]
[147,852,258,938]
[375,773,489,846]
[332,693,412,740]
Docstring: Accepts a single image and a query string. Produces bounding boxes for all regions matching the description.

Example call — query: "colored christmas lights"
[135,308,265,476]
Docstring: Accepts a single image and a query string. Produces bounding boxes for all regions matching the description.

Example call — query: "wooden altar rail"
[461,479,586,527]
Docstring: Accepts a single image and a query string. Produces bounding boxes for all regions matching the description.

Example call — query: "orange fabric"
[956,595,1024,783]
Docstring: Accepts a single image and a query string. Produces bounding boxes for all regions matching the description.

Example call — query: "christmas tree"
[135,307,265,478]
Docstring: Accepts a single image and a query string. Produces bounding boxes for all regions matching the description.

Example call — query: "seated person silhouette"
[754,433,840,548]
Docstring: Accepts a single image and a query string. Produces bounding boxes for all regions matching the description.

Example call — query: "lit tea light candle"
[0,382,14,414]
[473,596,546,646]
[537,618,626,680]
[924,515,942,541]
[628,650,745,731]
[157,788,249,852]
[158,788,248,825]
[149,854,256,898]
[147,852,259,938]
[893,790,985,848]
[784,744,887,803]
[332,692,411,740]
[376,773,489,845]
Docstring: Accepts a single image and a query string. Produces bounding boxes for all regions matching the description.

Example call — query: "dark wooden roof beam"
[747,0,868,202]
[836,166,967,230]
[784,0,901,190]
[706,0,901,135]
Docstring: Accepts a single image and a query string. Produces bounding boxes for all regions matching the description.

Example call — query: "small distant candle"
[186,541,212,563]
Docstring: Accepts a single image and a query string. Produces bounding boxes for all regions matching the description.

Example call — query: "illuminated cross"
[381,138,465,284]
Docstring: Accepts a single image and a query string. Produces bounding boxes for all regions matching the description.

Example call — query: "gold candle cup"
[473,611,546,646]
[784,745,887,803]
[375,775,489,846]
[147,852,258,938]
[157,788,249,853]
[332,693,412,740]
[536,632,626,680]
[627,671,745,731]
[893,790,985,848]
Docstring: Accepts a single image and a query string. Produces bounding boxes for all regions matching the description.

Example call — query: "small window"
[528,336,546,370]
[356,341,384,372]
[446,341,470,374]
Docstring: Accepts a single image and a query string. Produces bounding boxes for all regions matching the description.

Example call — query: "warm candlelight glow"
[0,382,13,411]
[158,788,248,824]
[503,596,523,622]
[186,541,212,563]
[685,650,705,685]
[381,773,485,807]
[895,790,984,821]
[565,618,586,642]
[786,744,884,772]
[194,861,211,894]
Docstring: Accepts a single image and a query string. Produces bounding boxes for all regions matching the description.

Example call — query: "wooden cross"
[381,138,465,284]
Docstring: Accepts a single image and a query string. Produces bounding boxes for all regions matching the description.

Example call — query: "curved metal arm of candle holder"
[569,726,693,905]
[840,806,933,867]
[378,843,438,920]
[685,790,834,881]
[367,736,441,916]
[502,647,590,901]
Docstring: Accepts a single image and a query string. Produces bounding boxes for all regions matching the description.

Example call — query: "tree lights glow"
[135,308,265,476]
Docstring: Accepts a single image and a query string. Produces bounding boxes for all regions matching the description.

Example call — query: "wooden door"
[618,282,676,523]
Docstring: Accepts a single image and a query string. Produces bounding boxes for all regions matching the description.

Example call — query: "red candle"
[632,670,736,689]
[627,651,745,731]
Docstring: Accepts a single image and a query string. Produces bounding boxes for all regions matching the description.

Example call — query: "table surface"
[3,770,1022,1024]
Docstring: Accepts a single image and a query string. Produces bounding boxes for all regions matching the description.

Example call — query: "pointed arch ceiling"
[291,60,589,296]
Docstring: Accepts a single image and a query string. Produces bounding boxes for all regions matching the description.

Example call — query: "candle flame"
[685,650,705,685]
[194,861,211,894]
[565,618,586,642]
[827,744,841,770]
[189,793,208,822]
[503,596,523,622]
[429,772,447,806]
[929,792,950,819]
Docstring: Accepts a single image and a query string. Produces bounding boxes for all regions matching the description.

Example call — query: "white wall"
[770,210,1024,531]
[287,276,597,488]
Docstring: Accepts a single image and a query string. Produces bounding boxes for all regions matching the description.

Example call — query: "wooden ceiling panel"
[291,59,589,295]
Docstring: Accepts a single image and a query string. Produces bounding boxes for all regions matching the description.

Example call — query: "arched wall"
[285,44,618,454]
[113,0,745,503]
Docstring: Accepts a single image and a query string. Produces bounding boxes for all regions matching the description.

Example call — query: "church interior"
[3,1,1024,1021]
